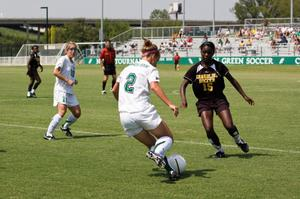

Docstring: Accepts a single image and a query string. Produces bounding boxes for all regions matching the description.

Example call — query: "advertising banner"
[83,56,300,65]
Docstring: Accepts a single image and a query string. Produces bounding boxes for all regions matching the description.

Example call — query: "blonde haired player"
[44,42,81,140]
[112,38,179,180]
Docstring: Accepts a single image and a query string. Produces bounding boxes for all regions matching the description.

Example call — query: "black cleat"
[43,134,55,140]
[60,126,73,138]
[237,139,249,153]
[164,156,179,181]
[31,92,37,98]
[215,151,226,158]
[168,170,179,181]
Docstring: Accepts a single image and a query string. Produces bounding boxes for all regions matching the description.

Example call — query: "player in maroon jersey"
[99,40,116,95]
[180,41,254,158]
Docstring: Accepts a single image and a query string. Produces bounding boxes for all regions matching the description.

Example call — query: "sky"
[0,0,239,21]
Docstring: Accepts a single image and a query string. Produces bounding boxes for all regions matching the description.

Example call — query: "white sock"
[62,114,77,129]
[27,91,31,97]
[46,114,62,136]
[30,89,35,94]
[151,136,173,157]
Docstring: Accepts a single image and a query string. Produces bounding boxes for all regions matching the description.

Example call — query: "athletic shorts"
[196,97,229,116]
[104,64,116,75]
[27,70,38,78]
[119,105,162,137]
[53,90,79,107]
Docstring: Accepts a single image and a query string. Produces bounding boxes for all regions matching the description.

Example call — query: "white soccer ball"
[167,154,187,175]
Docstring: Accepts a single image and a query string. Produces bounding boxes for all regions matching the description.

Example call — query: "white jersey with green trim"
[54,55,76,94]
[117,59,160,113]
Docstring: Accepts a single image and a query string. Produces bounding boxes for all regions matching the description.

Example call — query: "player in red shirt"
[173,52,180,71]
[99,40,116,94]
[180,41,254,158]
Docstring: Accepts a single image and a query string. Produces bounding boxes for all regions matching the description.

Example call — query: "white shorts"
[119,106,162,137]
[53,90,79,107]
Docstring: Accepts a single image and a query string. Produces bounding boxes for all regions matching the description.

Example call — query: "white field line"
[1,122,300,154]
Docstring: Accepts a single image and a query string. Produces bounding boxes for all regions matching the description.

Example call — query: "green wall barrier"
[83,56,300,65]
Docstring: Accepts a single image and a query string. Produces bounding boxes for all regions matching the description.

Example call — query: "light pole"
[212,0,215,36]
[290,0,293,26]
[100,0,104,46]
[182,0,185,31]
[141,0,143,39]
[40,6,48,54]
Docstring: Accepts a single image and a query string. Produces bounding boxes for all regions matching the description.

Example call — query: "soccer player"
[180,41,254,158]
[173,52,181,71]
[112,38,179,180]
[26,45,43,98]
[99,40,116,95]
[44,42,81,140]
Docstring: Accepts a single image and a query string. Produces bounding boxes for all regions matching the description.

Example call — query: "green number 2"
[124,73,136,93]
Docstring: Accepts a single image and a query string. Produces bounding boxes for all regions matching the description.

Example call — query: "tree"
[149,9,181,27]
[232,0,300,22]
[150,9,170,20]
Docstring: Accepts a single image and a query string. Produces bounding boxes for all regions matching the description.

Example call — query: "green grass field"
[0,64,299,199]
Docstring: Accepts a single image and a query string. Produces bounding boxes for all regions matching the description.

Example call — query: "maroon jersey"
[183,59,229,101]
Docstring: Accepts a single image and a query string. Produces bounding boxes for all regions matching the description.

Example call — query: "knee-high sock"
[33,81,41,90]
[227,125,242,144]
[112,79,116,89]
[102,81,107,91]
[207,130,224,152]
[46,114,62,136]
[151,136,173,157]
[62,114,77,129]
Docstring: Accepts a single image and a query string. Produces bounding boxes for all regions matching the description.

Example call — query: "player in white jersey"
[112,38,179,180]
[44,42,81,140]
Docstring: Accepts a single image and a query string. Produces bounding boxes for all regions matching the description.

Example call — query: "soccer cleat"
[215,151,226,158]
[168,170,179,181]
[146,151,166,168]
[60,126,73,138]
[164,156,179,181]
[31,92,37,98]
[43,134,55,141]
[27,92,33,98]
[101,90,107,95]
[237,139,249,153]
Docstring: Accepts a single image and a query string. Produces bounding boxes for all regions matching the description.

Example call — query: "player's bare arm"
[225,72,254,105]
[179,79,189,108]
[150,81,179,117]
[112,82,119,100]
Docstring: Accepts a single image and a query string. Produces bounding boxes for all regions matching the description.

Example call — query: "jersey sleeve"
[147,68,160,83]
[218,62,229,76]
[55,56,65,69]
[183,65,197,83]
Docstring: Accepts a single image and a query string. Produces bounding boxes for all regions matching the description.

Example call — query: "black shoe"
[60,126,73,137]
[31,92,37,98]
[215,151,226,158]
[164,156,179,181]
[168,170,179,181]
[237,139,249,153]
[43,134,55,140]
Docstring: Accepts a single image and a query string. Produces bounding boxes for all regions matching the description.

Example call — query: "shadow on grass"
[206,152,272,159]
[149,168,216,183]
[0,149,7,153]
[55,134,122,140]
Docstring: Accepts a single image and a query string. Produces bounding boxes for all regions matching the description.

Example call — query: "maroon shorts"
[196,98,229,116]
